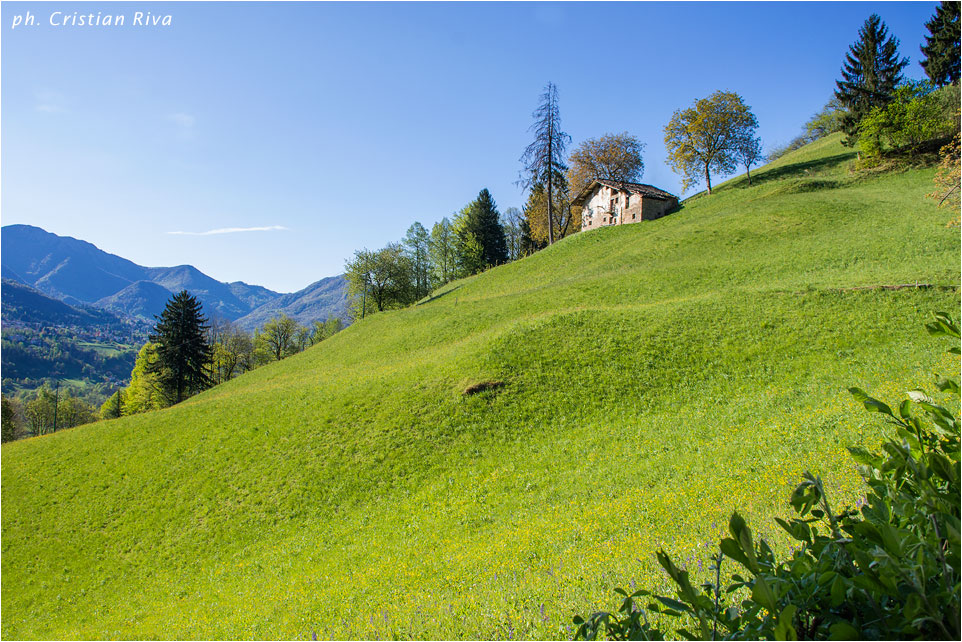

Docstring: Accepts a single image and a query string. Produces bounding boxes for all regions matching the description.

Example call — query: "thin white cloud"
[168,225,291,236]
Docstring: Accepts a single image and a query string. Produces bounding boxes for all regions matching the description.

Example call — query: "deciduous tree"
[403,221,432,300]
[24,385,57,436]
[664,90,758,194]
[804,97,847,141]
[858,81,949,157]
[930,127,961,216]
[208,321,254,384]
[258,314,303,361]
[501,207,524,261]
[100,390,124,420]
[452,205,486,277]
[124,343,169,412]
[310,317,343,344]
[2,395,23,442]
[523,177,579,245]
[835,14,909,146]
[429,218,457,287]
[344,244,413,316]
[567,132,646,199]
[56,395,96,430]
[734,133,763,185]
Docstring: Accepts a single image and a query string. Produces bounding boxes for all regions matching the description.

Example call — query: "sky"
[1,1,939,293]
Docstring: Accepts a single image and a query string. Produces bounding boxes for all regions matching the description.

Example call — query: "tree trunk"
[547,123,555,245]
[705,165,713,194]
[747,167,752,186]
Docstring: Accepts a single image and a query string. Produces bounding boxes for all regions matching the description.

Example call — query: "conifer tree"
[471,189,508,268]
[921,1,961,87]
[148,290,212,404]
[452,189,508,275]
[835,14,909,146]
[519,82,571,245]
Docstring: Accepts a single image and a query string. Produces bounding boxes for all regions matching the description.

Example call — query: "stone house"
[572,179,679,232]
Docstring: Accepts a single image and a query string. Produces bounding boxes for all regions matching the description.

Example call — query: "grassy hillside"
[2,134,959,639]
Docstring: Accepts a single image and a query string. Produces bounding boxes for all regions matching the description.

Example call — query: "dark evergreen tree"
[472,188,509,268]
[834,14,910,146]
[921,1,961,87]
[148,290,212,404]
[454,189,509,273]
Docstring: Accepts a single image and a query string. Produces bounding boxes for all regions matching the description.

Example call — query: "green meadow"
[2,134,959,639]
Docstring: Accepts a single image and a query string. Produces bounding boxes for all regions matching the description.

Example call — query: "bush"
[859,81,952,158]
[574,312,960,640]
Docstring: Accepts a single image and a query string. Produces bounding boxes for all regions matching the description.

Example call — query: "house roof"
[571,179,678,206]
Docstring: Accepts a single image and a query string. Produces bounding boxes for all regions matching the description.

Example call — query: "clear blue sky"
[1,1,938,293]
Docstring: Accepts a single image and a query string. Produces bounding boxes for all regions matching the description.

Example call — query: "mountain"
[227,281,280,310]
[94,280,178,321]
[3,135,958,639]
[1,278,147,398]
[143,264,254,320]
[234,274,350,330]
[1,278,123,328]
[1,224,149,305]
[0,224,348,326]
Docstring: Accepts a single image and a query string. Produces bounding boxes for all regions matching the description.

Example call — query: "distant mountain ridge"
[234,274,349,330]
[1,278,125,328]
[1,224,348,327]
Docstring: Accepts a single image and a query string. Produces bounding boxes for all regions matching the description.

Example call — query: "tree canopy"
[257,314,302,361]
[429,218,457,287]
[148,290,212,404]
[403,222,432,301]
[664,90,758,194]
[835,13,909,146]
[344,244,413,316]
[734,132,763,186]
[921,1,961,87]
[523,177,579,245]
[567,132,645,199]
[123,343,168,413]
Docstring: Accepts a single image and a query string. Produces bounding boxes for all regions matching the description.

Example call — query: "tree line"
[773,5,959,163]
[2,291,345,440]
[99,292,344,420]
[2,385,98,442]
[341,73,768,322]
[342,88,663,318]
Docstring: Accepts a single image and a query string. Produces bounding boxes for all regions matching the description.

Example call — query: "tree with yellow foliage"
[664,90,758,194]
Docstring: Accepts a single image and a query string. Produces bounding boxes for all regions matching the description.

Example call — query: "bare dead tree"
[518,82,571,245]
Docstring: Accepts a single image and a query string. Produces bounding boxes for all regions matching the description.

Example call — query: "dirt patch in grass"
[463,380,505,396]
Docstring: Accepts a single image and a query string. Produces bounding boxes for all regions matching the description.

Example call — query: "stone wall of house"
[640,196,677,221]
[581,186,610,230]
[581,185,677,230]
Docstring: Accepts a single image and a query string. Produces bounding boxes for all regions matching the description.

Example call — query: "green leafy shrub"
[859,82,952,159]
[574,313,960,640]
